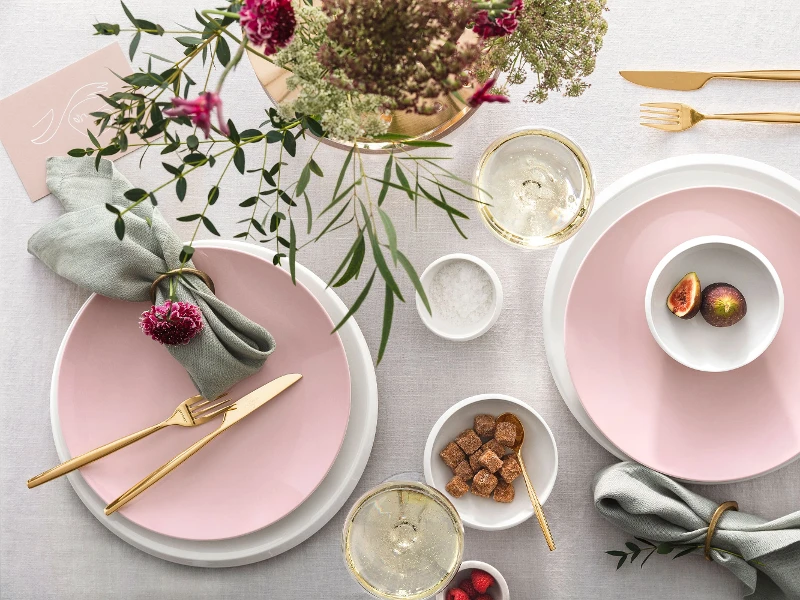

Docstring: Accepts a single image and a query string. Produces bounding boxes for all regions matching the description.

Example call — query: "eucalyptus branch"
[606,538,765,571]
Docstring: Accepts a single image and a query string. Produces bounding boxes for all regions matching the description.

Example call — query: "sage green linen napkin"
[28,156,276,399]
[594,462,800,599]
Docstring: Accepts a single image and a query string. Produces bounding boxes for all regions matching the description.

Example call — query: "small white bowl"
[435,560,510,600]
[424,394,558,531]
[416,253,503,341]
[645,236,783,372]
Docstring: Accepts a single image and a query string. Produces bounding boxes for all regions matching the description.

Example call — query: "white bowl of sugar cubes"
[415,253,503,341]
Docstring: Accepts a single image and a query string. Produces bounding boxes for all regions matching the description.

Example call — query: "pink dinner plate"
[565,186,800,482]
[56,246,350,539]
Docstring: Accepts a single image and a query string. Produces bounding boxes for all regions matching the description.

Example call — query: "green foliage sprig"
[606,537,762,571]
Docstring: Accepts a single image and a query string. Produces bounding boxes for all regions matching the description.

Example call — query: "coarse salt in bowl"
[416,253,503,341]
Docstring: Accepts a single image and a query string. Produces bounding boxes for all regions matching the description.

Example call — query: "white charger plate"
[543,154,800,479]
[50,239,378,566]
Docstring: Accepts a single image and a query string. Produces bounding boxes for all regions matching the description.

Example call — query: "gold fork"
[27,394,233,488]
[640,102,800,131]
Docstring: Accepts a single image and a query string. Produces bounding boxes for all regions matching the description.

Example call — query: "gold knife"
[104,373,302,515]
[620,70,800,91]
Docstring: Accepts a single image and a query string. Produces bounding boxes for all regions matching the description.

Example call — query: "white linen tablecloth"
[2,1,799,598]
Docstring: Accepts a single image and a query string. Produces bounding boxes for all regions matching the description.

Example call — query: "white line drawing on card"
[30,82,109,145]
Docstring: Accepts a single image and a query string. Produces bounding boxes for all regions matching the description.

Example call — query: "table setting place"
[1,1,800,599]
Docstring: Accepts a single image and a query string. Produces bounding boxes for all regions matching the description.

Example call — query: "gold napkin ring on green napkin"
[150,268,216,305]
[704,501,738,560]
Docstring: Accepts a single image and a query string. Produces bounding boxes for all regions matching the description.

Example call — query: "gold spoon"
[497,412,555,551]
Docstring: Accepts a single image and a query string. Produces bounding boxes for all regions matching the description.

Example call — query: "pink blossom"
[473,0,523,39]
[139,300,204,346]
[164,92,228,139]
[468,78,510,107]
[240,0,296,55]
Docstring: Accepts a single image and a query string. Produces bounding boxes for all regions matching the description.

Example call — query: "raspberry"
[446,589,470,600]
[471,569,495,594]
[459,579,479,598]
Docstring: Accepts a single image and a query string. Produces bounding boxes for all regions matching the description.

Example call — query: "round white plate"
[51,240,378,566]
[543,154,800,478]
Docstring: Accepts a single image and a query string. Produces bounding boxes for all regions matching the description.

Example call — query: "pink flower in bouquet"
[164,92,228,139]
[468,78,510,107]
[240,0,296,55]
[139,300,204,346]
[473,0,523,39]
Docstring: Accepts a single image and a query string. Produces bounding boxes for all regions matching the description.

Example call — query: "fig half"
[667,272,702,319]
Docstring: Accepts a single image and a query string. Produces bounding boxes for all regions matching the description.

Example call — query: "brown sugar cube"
[440,441,466,469]
[494,421,518,447]
[471,469,498,498]
[500,454,522,483]
[445,476,469,498]
[473,414,496,437]
[481,439,507,459]
[455,429,482,455]
[468,451,483,473]
[453,460,474,482]
[493,480,515,503]
[478,449,504,473]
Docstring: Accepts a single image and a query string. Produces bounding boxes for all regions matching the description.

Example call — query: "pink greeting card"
[0,43,136,201]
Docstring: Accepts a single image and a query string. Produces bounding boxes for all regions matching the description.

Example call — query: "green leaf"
[227,119,240,144]
[606,551,627,557]
[372,133,411,141]
[289,220,297,283]
[404,140,451,148]
[239,196,258,207]
[282,131,296,157]
[295,163,311,196]
[418,185,469,219]
[378,208,398,265]
[183,152,207,166]
[123,188,148,202]
[394,163,413,200]
[208,186,220,205]
[279,190,296,207]
[129,31,141,60]
[377,155,393,206]
[68,148,87,157]
[673,547,699,559]
[315,199,352,240]
[361,203,403,301]
[87,129,101,149]
[272,253,285,265]
[617,555,627,571]
[331,269,376,333]
[162,161,182,176]
[266,130,283,144]
[202,216,220,236]
[634,537,656,547]
[186,135,199,150]
[262,168,276,186]
[161,140,180,155]
[120,1,137,26]
[397,250,430,314]
[179,245,194,262]
[149,192,157,206]
[175,36,203,47]
[438,188,467,239]
[93,22,121,36]
[303,193,313,234]
[233,147,245,174]
[332,231,365,288]
[657,543,675,555]
[176,213,202,222]
[105,203,120,215]
[377,285,394,364]
[640,549,656,568]
[176,177,187,201]
[309,158,323,177]
[240,129,262,141]
[305,117,324,137]
[625,542,640,553]
[269,211,285,232]
[114,216,126,240]
[250,218,266,236]
[332,146,354,202]
[216,35,230,66]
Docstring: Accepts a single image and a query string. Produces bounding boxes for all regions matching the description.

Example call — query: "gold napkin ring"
[149,268,215,305]
[704,501,738,560]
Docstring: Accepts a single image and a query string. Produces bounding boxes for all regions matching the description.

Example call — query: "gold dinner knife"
[104,373,302,515]
[620,70,800,91]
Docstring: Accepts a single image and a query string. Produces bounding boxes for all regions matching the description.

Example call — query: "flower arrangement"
[84,0,607,360]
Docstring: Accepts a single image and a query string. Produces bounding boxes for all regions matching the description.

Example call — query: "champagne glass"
[342,476,464,599]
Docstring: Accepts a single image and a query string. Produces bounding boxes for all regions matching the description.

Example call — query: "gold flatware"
[620,70,800,91]
[497,412,555,551]
[104,373,302,515]
[640,102,800,132]
[27,394,234,489]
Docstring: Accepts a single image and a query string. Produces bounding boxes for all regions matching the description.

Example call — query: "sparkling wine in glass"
[342,480,464,599]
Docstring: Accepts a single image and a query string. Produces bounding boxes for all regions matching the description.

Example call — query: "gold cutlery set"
[28,373,302,515]
[620,70,800,131]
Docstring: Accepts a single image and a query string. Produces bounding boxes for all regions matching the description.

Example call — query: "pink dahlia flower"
[240,0,296,55]
[473,0,523,39]
[468,78,510,107]
[139,300,204,346]
[164,92,229,139]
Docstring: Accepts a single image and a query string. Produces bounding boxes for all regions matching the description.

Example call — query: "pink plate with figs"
[54,246,350,540]
[565,186,800,482]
